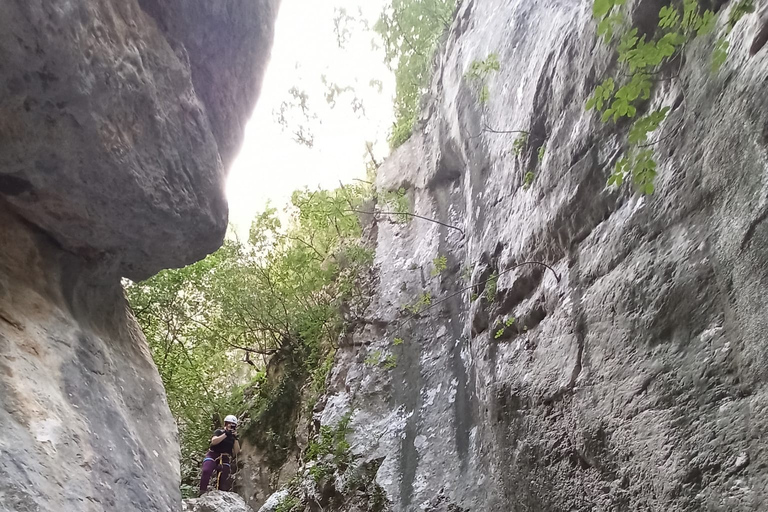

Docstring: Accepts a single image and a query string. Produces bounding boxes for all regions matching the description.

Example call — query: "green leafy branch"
[375,0,457,148]
[587,0,752,194]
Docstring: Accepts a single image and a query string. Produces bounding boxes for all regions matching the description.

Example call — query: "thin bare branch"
[345,209,464,236]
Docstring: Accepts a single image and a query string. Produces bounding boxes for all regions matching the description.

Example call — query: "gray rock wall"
[0,204,180,511]
[136,0,279,170]
[0,0,277,510]
[0,0,276,281]
[319,0,768,510]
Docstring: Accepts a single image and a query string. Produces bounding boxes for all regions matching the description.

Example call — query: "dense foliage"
[374,0,456,148]
[125,183,375,494]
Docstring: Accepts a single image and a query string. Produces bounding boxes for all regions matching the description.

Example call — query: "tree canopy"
[125,183,375,494]
[374,0,456,147]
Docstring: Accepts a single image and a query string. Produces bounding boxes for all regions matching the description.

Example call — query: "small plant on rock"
[365,350,383,366]
[275,494,300,512]
[382,354,398,370]
[404,292,432,314]
[305,413,354,473]
[365,350,398,371]
[494,317,516,339]
[431,255,448,276]
[485,272,498,302]
[466,53,500,104]
[512,133,528,156]
[523,171,535,189]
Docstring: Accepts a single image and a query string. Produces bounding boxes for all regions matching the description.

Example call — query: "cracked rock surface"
[0,1,277,510]
[311,0,768,510]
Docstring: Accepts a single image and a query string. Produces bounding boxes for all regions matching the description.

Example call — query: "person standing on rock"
[199,414,241,495]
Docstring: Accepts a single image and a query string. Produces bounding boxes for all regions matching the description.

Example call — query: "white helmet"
[224,415,238,425]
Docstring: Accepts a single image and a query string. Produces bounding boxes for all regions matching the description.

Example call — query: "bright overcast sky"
[225,0,395,240]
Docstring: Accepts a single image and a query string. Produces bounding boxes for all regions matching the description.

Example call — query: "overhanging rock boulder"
[0,0,278,281]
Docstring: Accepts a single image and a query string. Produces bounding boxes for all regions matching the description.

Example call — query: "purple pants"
[199,451,232,494]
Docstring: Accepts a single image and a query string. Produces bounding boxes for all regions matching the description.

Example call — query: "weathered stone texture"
[0,204,179,511]
[0,0,277,510]
[136,0,279,170]
[0,0,276,280]
[315,0,768,510]
[183,490,254,512]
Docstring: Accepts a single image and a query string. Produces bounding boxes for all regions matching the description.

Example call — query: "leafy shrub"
[375,0,457,148]
[431,255,448,276]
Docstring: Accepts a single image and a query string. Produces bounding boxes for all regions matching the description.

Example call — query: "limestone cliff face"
[0,1,277,510]
[314,0,768,510]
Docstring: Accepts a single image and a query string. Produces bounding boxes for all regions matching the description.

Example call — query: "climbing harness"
[213,453,232,490]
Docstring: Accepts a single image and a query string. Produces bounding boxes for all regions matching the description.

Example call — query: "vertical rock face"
[317,0,768,510]
[0,0,277,510]
[0,204,180,511]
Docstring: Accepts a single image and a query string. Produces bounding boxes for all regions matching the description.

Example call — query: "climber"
[199,414,241,495]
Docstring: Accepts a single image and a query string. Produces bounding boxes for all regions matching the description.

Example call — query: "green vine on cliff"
[494,317,516,339]
[588,0,754,194]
